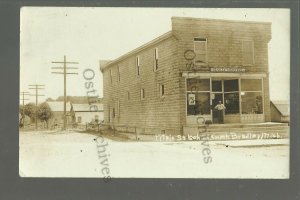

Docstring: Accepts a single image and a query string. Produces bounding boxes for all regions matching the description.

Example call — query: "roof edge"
[100,31,174,72]
[171,16,272,25]
[270,101,289,116]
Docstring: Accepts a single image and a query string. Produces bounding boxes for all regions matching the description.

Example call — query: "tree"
[19,105,25,127]
[23,103,37,122]
[37,102,53,128]
[19,105,25,116]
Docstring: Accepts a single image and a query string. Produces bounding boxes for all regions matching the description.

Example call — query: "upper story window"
[154,48,159,71]
[242,40,254,65]
[159,84,165,97]
[140,88,145,100]
[117,65,120,82]
[117,99,120,117]
[194,37,207,64]
[110,69,112,84]
[136,56,140,76]
[112,107,115,118]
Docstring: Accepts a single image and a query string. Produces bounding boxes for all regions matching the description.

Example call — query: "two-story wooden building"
[100,17,272,135]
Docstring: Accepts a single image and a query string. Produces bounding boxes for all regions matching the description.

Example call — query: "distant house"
[47,101,104,127]
[47,101,73,127]
[270,100,290,123]
[72,103,104,125]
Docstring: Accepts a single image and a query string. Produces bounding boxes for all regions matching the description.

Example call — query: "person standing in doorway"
[214,101,226,124]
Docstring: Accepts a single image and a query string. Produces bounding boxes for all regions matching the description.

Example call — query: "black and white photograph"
[19,7,290,179]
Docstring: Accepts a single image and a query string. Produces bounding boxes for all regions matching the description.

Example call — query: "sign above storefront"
[210,67,246,73]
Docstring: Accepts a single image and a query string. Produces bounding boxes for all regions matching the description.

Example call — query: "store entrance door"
[212,93,223,124]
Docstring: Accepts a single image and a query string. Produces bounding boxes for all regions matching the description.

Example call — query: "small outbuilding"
[270,100,289,123]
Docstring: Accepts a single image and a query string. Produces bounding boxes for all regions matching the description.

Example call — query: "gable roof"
[100,31,174,72]
[271,100,290,116]
[171,16,272,25]
[72,103,103,112]
[47,102,103,112]
[47,101,72,112]
[100,17,271,73]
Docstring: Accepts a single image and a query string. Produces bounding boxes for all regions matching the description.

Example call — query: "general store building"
[100,17,272,135]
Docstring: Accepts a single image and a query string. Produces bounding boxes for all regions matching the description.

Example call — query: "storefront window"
[241,92,263,114]
[212,80,222,92]
[224,79,239,92]
[241,79,262,91]
[187,78,210,115]
[185,78,264,116]
[224,93,240,114]
[187,78,210,91]
[223,79,240,114]
[187,92,210,115]
[241,79,263,114]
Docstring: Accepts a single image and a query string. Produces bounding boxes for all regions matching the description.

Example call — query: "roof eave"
[100,31,174,72]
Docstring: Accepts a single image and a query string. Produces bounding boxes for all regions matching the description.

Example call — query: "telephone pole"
[28,84,45,130]
[51,55,78,130]
[20,91,30,106]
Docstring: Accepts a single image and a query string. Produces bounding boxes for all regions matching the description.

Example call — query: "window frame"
[140,88,145,100]
[117,99,120,117]
[136,56,140,76]
[109,69,112,84]
[154,47,159,72]
[159,84,165,98]
[186,78,211,116]
[193,37,207,64]
[240,78,264,114]
[117,65,120,82]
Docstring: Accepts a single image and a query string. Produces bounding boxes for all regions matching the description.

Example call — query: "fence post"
[135,127,138,141]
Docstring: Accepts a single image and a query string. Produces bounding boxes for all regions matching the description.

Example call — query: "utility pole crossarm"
[28,94,45,96]
[20,91,31,107]
[28,84,45,130]
[51,55,79,131]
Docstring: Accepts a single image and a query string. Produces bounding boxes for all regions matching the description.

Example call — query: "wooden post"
[135,127,138,141]
[28,85,45,130]
[51,56,79,131]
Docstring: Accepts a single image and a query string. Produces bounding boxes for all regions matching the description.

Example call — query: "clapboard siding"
[101,17,272,135]
[172,17,271,73]
[102,36,182,134]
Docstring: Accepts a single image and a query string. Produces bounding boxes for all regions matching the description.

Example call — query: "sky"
[20,7,290,103]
